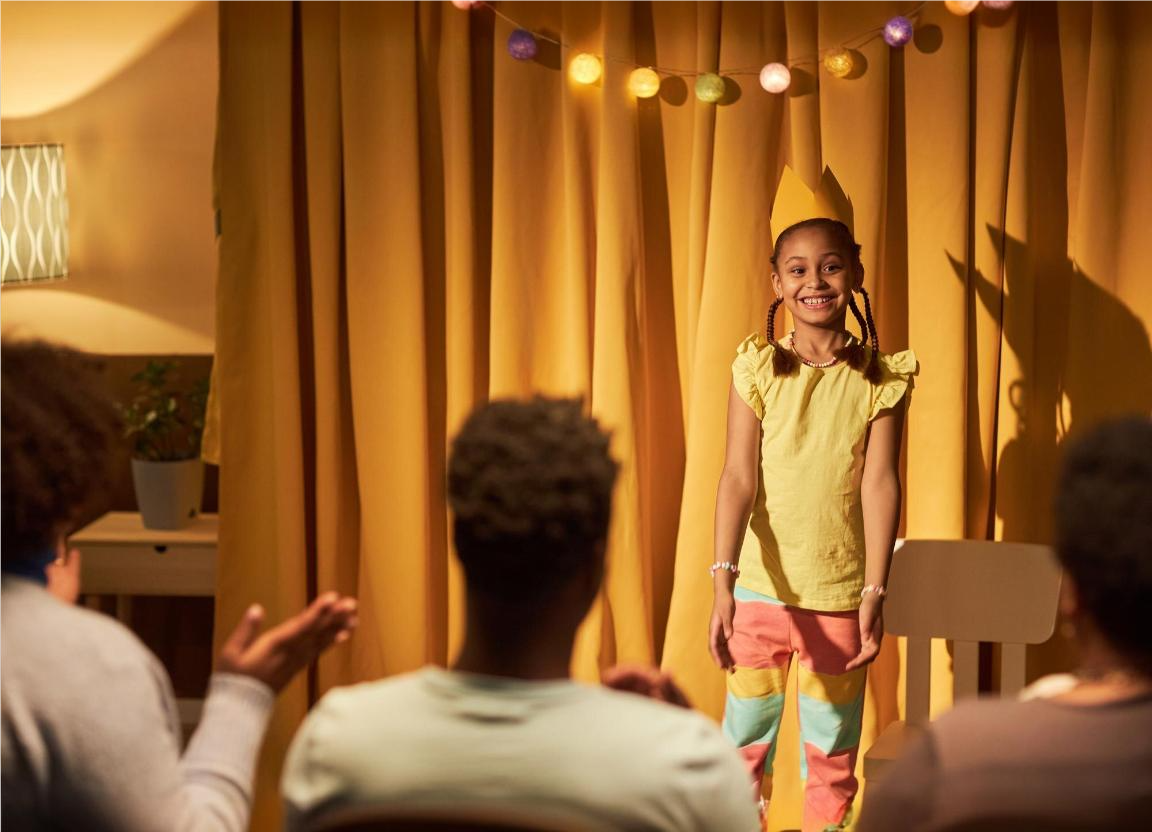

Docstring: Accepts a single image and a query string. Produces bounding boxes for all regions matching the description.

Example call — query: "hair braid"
[765,297,799,376]
[838,296,870,371]
[859,287,883,384]
[766,297,781,344]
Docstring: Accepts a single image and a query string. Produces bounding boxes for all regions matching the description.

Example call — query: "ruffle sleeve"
[869,349,919,421]
[732,333,771,420]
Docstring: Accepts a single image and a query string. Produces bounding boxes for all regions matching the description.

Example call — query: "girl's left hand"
[845,594,884,671]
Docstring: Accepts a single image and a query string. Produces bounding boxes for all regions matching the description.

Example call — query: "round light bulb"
[628,67,661,99]
[883,16,914,48]
[759,63,791,94]
[695,73,725,103]
[569,53,602,85]
[944,0,980,14]
[982,0,1014,8]
[450,0,479,9]
[507,29,537,61]
[823,49,854,79]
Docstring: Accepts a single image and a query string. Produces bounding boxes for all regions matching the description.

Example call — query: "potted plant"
[119,361,209,530]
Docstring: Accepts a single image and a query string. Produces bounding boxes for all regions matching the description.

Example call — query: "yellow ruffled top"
[730,333,918,611]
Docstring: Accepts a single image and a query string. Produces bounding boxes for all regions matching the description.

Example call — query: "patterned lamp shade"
[1,144,69,285]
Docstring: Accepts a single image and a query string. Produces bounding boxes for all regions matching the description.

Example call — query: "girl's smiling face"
[771,226,863,329]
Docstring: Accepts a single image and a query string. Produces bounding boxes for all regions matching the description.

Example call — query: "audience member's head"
[447,396,618,614]
[1054,416,1152,677]
[1,339,118,576]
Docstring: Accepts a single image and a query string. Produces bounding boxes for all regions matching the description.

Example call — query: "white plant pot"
[132,458,204,530]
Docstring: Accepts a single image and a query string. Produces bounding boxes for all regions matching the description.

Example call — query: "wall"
[1,1,218,354]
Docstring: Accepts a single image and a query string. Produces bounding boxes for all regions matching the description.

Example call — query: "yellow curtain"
[214,2,1152,828]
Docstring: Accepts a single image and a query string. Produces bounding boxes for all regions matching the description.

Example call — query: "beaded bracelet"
[860,584,887,599]
[709,562,740,578]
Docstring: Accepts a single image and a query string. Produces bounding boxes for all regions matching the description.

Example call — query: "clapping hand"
[216,592,358,692]
[602,665,692,709]
[46,548,82,605]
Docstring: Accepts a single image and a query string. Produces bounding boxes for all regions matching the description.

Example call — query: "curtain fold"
[214,3,1152,828]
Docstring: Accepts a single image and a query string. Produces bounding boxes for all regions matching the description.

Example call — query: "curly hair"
[2,339,119,564]
[447,397,619,604]
[1054,417,1152,674]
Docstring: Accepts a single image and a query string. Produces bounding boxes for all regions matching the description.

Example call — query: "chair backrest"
[884,539,1063,726]
[306,804,599,832]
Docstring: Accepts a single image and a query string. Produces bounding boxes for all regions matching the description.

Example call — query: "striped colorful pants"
[721,587,866,832]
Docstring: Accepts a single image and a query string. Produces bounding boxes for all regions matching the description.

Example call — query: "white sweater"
[1,575,275,831]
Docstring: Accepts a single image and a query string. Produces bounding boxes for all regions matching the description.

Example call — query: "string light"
[570,53,602,85]
[695,73,725,103]
[944,0,979,14]
[628,67,661,99]
[475,2,932,99]
[759,63,791,94]
[883,16,914,47]
[507,29,537,61]
[823,49,854,78]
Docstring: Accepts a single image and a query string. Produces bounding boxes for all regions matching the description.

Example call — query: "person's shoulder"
[931,697,1034,732]
[580,685,736,749]
[298,668,436,738]
[313,669,428,713]
[576,689,756,825]
[924,697,1068,762]
[2,578,151,666]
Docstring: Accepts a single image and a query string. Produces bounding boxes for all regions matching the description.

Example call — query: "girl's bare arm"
[709,383,761,669]
[846,399,906,671]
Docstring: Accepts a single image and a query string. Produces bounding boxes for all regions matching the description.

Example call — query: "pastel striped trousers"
[721,587,865,832]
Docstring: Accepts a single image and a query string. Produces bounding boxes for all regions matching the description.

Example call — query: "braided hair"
[768,218,882,383]
[764,296,799,376]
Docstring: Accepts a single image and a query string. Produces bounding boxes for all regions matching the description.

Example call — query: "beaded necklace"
[787,330,845,369]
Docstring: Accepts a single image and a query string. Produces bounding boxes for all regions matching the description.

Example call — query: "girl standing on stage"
[708,218,917,831]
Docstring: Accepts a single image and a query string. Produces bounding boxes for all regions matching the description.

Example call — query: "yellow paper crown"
[770,166,855,246]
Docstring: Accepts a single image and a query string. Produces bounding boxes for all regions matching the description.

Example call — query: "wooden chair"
[305,803,600,832]
[862,539,1063,782]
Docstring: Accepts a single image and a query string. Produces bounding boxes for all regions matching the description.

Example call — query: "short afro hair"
[2,339,119,563]
[447,397,618,604]
[1054,416,1152,673]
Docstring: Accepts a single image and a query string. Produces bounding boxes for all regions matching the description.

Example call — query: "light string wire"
[475,1,928,78]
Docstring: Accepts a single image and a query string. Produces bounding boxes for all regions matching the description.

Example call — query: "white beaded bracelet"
[860,584,887,599]
[709,562,740,578]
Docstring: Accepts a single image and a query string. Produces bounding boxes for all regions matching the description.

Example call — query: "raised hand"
[46,548,82,605]
[216,592,358,692]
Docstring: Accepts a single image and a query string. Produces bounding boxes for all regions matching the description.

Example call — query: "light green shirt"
[281,666,759,831]
[732,333,918,611]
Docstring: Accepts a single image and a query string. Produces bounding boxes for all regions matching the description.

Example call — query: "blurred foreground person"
[282,398,759,832]
[860,417,1152,831]
[1,339,357,831]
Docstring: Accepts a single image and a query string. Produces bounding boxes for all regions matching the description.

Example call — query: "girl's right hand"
[708,591,736,670]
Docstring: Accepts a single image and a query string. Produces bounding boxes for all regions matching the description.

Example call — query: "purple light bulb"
[507,29,538,61]
[883,16,914,48]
